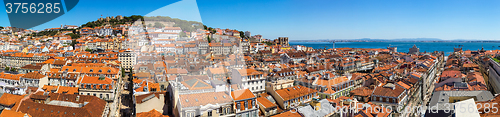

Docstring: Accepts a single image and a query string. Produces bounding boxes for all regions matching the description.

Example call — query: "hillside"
[81,15,203,32]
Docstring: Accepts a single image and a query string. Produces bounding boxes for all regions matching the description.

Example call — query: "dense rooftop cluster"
[1,15,499,117]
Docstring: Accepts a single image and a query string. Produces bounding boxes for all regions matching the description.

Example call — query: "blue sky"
[0,0,499,40]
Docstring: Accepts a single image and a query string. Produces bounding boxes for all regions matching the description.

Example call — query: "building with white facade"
[231,68,266,95]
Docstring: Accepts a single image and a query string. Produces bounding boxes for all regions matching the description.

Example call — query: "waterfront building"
[409,44,419,54]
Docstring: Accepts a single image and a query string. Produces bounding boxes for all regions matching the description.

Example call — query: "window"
[208,110,212,116]
[244,101,248,109]
[252,100,256,108]
[236,102,240,110]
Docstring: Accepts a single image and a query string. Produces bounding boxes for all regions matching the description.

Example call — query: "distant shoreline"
[289,40,500,43]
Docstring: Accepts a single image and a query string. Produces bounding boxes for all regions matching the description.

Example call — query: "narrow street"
[108,74,125,117]
[120,74,135,117]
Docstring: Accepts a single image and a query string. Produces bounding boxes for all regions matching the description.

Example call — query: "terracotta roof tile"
[350,87,373,97]
[20,63,46,70]
[178,92,232,108]
[271,111,301,117]
[18,93,106,117]
[0,109,31,117]
[372,83,405,97]
[0,93,25,106]
[208,67,227,74]
[237,69,263,76]
[77,75,114,88]
[256,97,277,109]
[137,109,168,117]
[231,89,255,100]
[275,85,317,101]
[56,86,79,94]
[21,72,46,79]
[0,72,24,80]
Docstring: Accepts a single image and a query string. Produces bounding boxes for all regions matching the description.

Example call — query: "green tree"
[203,25,207,30]
[210,29,216,34]
[65,33,80,39]
[262,41,273,46]
[154,22,165,28]
[239,31,245,38]
[179,31,187,37]
[10,68,16,72]
[121,67,126,77]
[207,36,212,43]
[85,48,92,52]
[4,67,9,71]
[70,40,77,48]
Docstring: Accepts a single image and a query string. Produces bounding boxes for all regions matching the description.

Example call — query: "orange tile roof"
[231,89,255,100]
[42,85,58,92]
[208,67,227,74]
[42,59,55,64]
[17,93,106,117]
[315,76,349,87]
[21,72,46,79]
[50,68,60,72]
[0,93,25,106]
[137,109,168,117]
[56,86,79,94]
[372,83,406,97]
[0,72,24,80]
[237,69,263,76]
[275,85,317,101]
[397,81,411,89]
[271,111,301,117]
[178,92,232,108]
[349,87,373,97]
[256,97,277,109]
[0,109,31,117]
[78,75,113,85]
[166,68,188,74]
[62,66,119,75]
